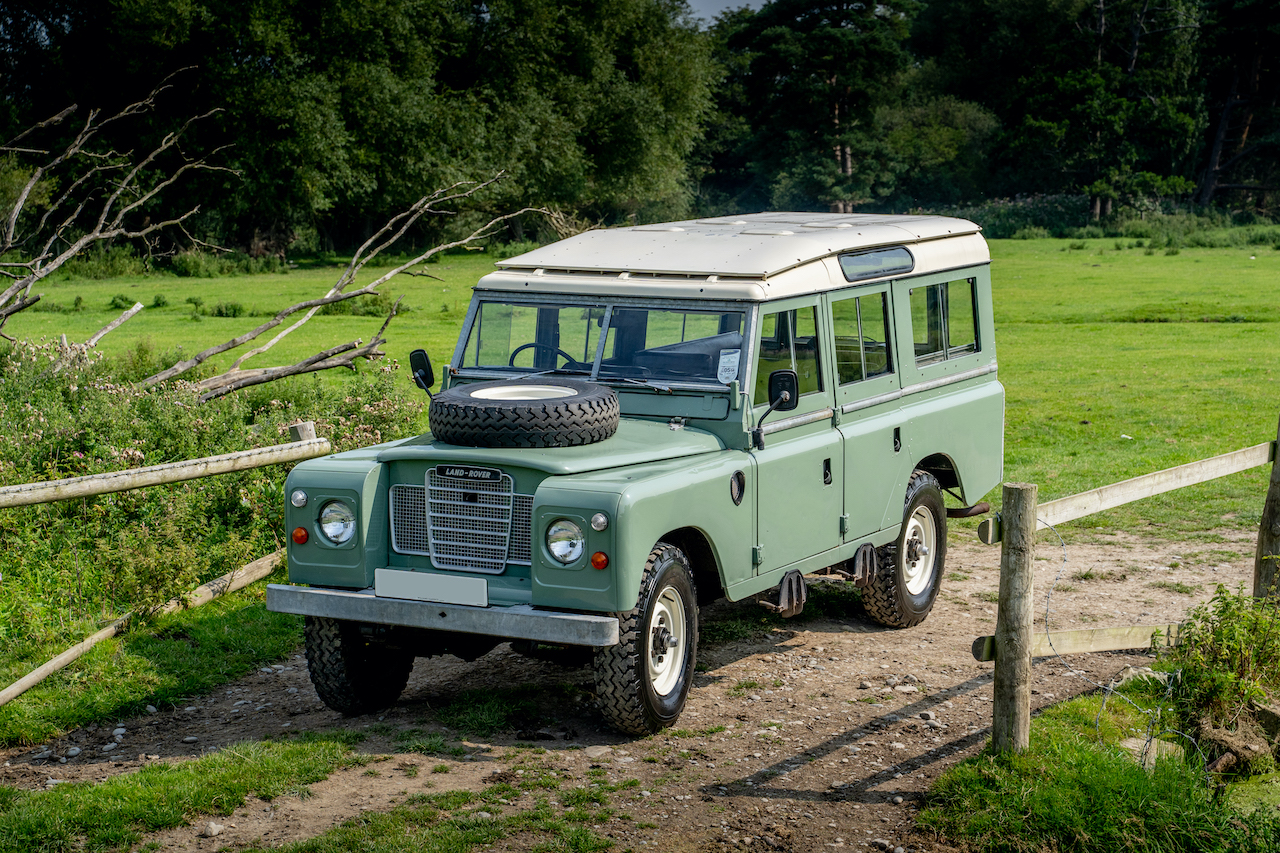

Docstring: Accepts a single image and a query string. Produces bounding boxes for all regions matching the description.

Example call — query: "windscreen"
[459,300,746,385]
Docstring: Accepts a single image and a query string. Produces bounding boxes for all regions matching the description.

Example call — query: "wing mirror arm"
[751,368,800,451]
[751,391,791,450]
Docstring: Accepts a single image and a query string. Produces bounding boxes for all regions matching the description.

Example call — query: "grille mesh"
[388,477,533,570]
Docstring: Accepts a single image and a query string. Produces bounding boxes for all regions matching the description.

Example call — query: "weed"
[438,687,542,737]
[1071,569,1127,582]
[394,730,467,757]
[1162,585,1280,728]
[727,679,761,698]
[1149,580,1199,595]
[947,571,972,581]
[432,764,450,774]
[970,591,1000,603]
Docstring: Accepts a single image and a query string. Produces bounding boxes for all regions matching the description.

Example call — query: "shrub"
[62,245,146,279]
[1162,585,1280,730]
[108,293,134,310]
[210,301,245,318]
[151,294,168,308]
[319,291,409,317]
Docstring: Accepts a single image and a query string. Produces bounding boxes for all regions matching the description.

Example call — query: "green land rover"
[267,212,1004,734]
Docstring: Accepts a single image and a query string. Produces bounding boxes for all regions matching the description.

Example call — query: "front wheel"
[304,616,414,715]
[864,471,947,628]
[594,543,699,735]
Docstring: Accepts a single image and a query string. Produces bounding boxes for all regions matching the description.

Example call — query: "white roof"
[478,212,988,302]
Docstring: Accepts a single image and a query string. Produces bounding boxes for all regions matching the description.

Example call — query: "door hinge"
[752,545,765,566]
[839,514,850,536]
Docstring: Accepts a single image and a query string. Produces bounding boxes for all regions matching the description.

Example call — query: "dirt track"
[1,528,1257,851]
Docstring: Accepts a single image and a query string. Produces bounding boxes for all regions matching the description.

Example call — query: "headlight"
[546,519,585,564]
[318,500,356,544]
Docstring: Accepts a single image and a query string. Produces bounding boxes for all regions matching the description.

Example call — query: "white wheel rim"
[469,385,577,401]
[646,586,686,697]
[902,506,937,596]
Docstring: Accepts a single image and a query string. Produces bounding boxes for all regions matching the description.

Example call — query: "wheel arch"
[659,526,724,607]
[914,452,963,497]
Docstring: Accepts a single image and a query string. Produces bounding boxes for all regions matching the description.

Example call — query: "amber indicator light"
[292,527,309,545]
[591,552,609,570]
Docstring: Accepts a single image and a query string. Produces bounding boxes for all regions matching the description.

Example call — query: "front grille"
[388,477,533,570]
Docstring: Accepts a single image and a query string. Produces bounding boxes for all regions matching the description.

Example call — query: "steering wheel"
[509,342,577,368]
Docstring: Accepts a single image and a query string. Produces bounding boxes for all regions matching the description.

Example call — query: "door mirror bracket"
[751,369,799,450]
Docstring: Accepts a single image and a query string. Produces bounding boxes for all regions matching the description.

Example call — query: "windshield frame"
[450,291,757,393]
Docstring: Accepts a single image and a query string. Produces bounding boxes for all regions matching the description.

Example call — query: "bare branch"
[228,203,542,371]
[51,302,144,373]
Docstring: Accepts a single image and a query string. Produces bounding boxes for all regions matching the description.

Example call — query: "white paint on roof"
[494,212,983,278]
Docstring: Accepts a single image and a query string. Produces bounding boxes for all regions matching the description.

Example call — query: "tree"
[719,0,919,213]
[1195,0,1280,210]
[912,0,1203,211]
[0,80,228,341]
[0,0,715,250]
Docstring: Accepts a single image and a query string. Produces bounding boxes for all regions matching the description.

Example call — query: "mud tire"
[304,616,413,715]
[428,377,619,448]
[594,543,698,735]
[864,470,947,629]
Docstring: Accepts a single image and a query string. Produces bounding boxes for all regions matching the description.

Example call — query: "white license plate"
[374,569,488,607]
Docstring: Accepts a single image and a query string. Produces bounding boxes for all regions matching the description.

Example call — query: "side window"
[832,292,894,385]
[909,278,978,365]
[753,306,824,404]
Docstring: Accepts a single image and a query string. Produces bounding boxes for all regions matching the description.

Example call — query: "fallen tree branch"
[52,301,143,373]
[194,298,403,402]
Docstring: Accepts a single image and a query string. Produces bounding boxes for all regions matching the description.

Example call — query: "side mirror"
[751,369,799,450]
[409,349,434,396]
[767,369,799,413]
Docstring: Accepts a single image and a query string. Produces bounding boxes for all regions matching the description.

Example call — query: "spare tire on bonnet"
[428,377,620,448]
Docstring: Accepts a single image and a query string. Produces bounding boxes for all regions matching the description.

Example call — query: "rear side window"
[754,306,824,404]
[832,292,894,385]
[909,278,979,365]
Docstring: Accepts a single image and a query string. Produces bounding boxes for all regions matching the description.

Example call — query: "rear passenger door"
[828,286,910,538]
[750,297,844,574]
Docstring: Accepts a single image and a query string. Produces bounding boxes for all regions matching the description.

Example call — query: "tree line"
[1,0,1276,254]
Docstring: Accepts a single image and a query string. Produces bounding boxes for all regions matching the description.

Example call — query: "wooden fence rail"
[0,422,327,707]
[978,415,1280,754]
[0,422,328,509]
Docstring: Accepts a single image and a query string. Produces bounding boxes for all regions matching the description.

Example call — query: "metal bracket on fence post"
[992,482,1037,755]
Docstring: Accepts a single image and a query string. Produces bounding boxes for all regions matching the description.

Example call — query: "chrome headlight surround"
[546,519,585,564]
[318,500,356,545]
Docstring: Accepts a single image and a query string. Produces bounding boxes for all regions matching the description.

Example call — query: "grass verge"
[0,732,362,853]
[0,573,301,746]
[918,686,1280,852]
[241,764,629,853]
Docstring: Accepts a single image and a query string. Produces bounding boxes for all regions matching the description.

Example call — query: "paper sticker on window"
[717,349,741,383]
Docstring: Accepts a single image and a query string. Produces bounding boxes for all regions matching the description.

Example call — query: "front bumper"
[266,584,619,647]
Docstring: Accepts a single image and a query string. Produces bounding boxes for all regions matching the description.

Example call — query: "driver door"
[749,299,844,575]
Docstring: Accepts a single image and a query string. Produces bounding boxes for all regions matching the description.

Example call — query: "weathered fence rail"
[978,416,1280,754]
[0,422,327,708]
[0,422,328,509]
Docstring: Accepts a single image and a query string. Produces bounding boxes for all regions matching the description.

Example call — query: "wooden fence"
[0,422,331,708]
[974,416,1280,754]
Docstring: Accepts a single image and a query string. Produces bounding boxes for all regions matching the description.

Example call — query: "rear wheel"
[304,616,414,715]
[594,543,698,735]
[864,471,946,628]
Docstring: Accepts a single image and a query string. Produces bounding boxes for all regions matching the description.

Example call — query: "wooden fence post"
[993,482,1037,754]
[1255,415,1280,597]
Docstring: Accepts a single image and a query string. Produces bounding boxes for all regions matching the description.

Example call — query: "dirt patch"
[1,530,1257,851]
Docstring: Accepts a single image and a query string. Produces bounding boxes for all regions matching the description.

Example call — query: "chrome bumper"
[266,584,619,647]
